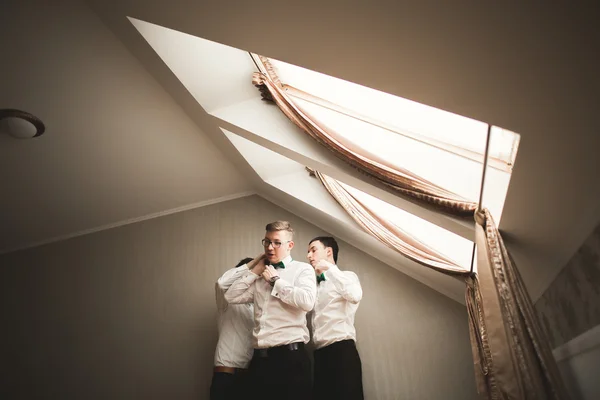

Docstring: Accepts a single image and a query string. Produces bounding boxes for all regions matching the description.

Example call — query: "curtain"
[252,54,569,399]
[311,169,469,276]
[465,209,568,399]
[252,55,477,217]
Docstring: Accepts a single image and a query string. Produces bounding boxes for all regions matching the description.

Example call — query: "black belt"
[213,366,247,374]
[254,342,304,358]
[314,339,356,353]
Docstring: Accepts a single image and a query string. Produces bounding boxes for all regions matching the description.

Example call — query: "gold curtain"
[252,54,569,399]
[252,55,477,217]
[311,169,469,275]
[466,210,568,399]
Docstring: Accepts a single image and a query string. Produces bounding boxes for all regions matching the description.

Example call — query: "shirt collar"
[280,255,293,265]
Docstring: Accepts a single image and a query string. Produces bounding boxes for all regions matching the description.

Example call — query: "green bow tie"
[317,273,326,283]
[270,261,285,269]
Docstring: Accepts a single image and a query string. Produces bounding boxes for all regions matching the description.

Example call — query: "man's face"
[307,240,329,268]
[263,230,294,263]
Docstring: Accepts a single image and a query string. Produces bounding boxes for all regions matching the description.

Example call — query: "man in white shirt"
[307,236,364,400]
[225,221,317,400]
[211,257,255,400]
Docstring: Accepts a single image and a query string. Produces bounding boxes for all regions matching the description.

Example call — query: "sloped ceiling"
[2,0,599,303]
[0,0,251,253]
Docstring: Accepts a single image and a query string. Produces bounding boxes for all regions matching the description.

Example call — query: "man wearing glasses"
[225,221,316,400]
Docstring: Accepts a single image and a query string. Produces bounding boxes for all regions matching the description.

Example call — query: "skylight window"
[269,58,520,170]
[338,179,474,271]
[266,57,520,222]
[291,97,512,219]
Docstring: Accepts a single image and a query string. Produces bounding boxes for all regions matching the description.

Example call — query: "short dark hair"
[235,257,254,268]
[309,236,339,263]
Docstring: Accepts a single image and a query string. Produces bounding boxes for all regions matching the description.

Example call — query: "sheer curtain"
[309,169,469,275]
[251,54,569,399]
[252,55,477,217]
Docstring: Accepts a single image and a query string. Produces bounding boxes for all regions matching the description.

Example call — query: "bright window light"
[266,57,520,223]
[339,179,474,271]
[270,58,520,168]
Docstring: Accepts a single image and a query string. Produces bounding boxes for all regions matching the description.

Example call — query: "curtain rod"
[249,52,260,72]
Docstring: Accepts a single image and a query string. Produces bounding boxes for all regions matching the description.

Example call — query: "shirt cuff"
[271,278,289,298]
[244,270,261,283]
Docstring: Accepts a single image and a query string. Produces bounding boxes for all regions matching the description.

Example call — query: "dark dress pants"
[313,339,364,400]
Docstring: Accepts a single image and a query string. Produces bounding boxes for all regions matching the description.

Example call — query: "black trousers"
[247,343,312,400]
[209,371,245,400]
[314,339,364,400]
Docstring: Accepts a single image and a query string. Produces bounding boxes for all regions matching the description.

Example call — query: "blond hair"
[265,220,294,238]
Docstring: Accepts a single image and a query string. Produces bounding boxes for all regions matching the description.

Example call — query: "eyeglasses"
[261,239,291,248]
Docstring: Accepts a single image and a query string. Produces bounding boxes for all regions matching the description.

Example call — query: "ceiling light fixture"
[0,109,46,139]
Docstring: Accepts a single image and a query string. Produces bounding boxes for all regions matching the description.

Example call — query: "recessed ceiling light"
[0,109,46,139]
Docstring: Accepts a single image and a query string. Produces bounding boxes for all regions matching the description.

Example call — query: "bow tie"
[270,261,285,269]
[317,273,326,283]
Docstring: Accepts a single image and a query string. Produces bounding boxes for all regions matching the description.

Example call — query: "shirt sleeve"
[326,265,362,304]
[271,265,317,312]
[224,270,260,304]
[215,264,250,312]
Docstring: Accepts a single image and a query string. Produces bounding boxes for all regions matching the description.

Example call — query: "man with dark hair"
[225,221,316,400]
[210,257,255,400]
[307,236,364,400]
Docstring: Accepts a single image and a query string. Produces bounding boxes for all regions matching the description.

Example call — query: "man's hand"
[262,265,280,283]
[315,259,334,275]
[249,254,267,276]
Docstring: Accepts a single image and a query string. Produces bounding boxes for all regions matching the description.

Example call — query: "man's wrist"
[250,264,264,274]
[246,270,261,280]
[269,276,281,287]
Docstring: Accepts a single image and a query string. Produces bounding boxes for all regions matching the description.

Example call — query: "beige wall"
[536,222,600,348]
[535,222,600,399]
[0,195,476,399]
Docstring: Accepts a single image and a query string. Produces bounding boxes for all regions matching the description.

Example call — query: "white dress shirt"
[312,264,362,349]
[214,265,254,368]
[225,256,317,349]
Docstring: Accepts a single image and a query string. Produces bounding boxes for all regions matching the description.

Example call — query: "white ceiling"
[2,0,599,303]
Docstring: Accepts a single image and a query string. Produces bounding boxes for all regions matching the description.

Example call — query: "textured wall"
[0,195,476,399]
[535,223,600,348]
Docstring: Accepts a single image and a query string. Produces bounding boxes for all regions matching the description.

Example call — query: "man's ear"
[288,240,295,251]
[326,247,332,258]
